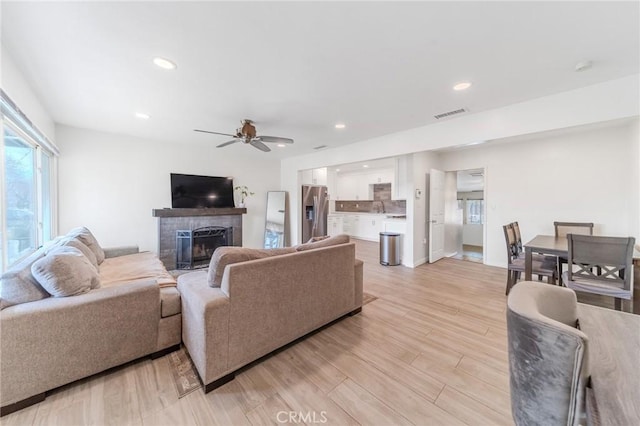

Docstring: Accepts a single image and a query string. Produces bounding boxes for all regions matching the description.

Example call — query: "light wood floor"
[2,240,515,426]
[451,245,484,264]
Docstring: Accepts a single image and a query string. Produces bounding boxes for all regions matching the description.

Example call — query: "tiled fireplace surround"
[152,208,246,271]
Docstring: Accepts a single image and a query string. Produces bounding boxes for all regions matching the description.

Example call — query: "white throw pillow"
[31,246,101,297]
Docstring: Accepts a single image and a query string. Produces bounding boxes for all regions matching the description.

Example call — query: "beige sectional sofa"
[177,235,363,392]
[0,227,181,415]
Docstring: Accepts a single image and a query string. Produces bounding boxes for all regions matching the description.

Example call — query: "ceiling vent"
[434,108,467,120]
[313,145,328,150]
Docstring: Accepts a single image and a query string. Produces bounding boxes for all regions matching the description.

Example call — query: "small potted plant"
[234,185,254,208]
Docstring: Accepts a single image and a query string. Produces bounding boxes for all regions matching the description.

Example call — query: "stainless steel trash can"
[380,232,401,266]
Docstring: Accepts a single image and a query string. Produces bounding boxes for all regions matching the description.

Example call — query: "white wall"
[56,125,280,252]
[281,75,640,258]
[440,117,640,268]
[1,45,56,141]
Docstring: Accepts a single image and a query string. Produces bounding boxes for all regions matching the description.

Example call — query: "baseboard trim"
[1,393,45,417]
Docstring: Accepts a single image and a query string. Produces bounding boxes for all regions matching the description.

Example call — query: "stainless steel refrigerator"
[301,185,328,242]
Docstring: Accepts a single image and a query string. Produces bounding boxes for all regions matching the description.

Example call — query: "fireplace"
[176,226,233,269]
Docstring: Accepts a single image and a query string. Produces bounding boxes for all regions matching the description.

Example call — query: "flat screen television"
[170,173,235,208]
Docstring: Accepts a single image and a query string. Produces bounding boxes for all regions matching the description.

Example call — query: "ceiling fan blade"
[194,129,237,137]
[250,139,271,152]
[217,139,240,148]
[257,136,294,144]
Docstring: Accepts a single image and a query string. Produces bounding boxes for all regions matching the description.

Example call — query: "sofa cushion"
[0,248,50,309]
[31,246,101,297]
[68,226,105,264]
[160,287,181,317]
[296,234,350,252]
[207,246,297,288]
[46,236,98,268]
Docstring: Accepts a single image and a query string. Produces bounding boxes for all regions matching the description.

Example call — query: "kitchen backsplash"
[335,199,406,214]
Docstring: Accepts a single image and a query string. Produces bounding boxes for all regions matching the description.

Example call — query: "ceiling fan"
[194,119,294,152]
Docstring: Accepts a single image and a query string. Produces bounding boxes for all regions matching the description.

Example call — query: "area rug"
[362,292,378,306]
[168,348,202,398]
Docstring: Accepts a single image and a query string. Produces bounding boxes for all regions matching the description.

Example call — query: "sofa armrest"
[0,280,160,406]
[177,274,230,385]
[103,245,140,258]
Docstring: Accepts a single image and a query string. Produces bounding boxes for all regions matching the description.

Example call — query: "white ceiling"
[2,1,638,159]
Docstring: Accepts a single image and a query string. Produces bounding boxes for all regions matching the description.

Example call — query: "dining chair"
[507,281,588,426]
[503,223,556,295]
[562,234,635,311]
[554,222,594,279]
[513,221,556,264]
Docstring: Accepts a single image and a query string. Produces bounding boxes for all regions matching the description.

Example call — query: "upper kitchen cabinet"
[301,167,328,186]
[335,168,395,200]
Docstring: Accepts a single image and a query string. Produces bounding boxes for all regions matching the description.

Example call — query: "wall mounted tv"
[170,173,235,208]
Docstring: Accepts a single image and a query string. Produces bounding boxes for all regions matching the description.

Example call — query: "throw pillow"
[0,248,50,309]
[31,246,101,297]
[295,234,350,252]
[207,246,296,288]
[45,236,99,269]
[67,226,105,264]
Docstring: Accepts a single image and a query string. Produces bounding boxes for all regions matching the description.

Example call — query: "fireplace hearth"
[176,226,233,269]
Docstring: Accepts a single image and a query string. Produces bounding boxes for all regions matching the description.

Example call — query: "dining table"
[523,235,640,313]
[577,303,640,425]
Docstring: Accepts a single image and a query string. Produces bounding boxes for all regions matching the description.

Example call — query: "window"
[466,199,484,225]
[1,91,58,272]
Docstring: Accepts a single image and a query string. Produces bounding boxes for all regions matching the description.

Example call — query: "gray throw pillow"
[207,246,296,288]
[45,236,99,269]
[295,234,350,251]
[0,248,50,309]
[31,246,100,297]
[67,226,105,264]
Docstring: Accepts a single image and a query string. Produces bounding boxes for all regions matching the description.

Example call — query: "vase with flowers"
[234,185,254,208]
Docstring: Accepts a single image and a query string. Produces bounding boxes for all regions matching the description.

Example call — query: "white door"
[429,169,445,263]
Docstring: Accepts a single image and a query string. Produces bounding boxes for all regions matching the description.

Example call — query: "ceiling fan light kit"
[194,119,294,152]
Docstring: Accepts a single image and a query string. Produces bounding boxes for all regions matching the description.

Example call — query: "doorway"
[452,168,485,263]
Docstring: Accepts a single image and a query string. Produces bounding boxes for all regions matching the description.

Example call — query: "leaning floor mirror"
[264,191,288,248]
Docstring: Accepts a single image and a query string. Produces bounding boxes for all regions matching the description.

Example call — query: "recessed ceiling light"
[363,165,369,168]
[335,168,340,172]
[335,123,346,129]
[153,57,177,70]
[453,82,472,91]
[277,144,286,148]
[135,112,150,120]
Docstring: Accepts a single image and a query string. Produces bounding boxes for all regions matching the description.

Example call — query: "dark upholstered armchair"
[507,281,589,426]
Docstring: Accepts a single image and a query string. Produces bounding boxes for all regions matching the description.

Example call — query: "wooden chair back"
[566,234,635,292]
[554,222,594,238]
[512,221,523,254]
[503,223,519,265]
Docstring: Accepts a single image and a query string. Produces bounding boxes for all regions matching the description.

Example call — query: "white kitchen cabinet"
[313,168,327,186]
[336,174,360,200]
[301,169,313,185]
[327,215,344,236]
[301,168,328,186]
[344,214,386,241]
